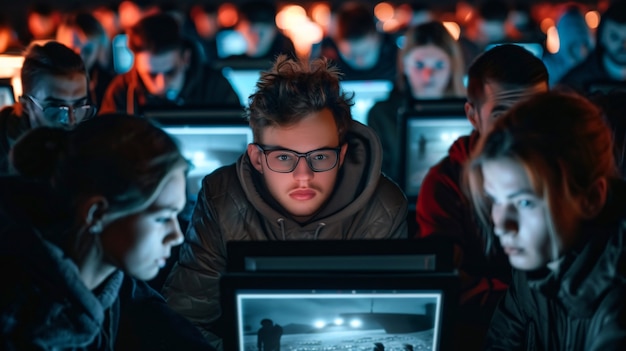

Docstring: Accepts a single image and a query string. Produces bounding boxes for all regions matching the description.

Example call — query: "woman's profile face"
[403,44,452,99]
[481,157,557,271]
[99,168,187,280]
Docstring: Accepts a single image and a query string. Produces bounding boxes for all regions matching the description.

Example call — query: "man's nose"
[292,156,313,180]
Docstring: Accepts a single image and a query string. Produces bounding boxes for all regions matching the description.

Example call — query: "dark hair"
[478,0,510,21]
[247,55,353,143]
[59,12,106,40]
[127,13,183,54]
[11,114,188,217]
[20,41,86,95]
[466,91,617,254]
[239,1,277,24]
[466,44,548,105]
[335,2,376,41]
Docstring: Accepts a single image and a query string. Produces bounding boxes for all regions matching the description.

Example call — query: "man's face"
[247,108,348,222]
[56,25,100,70]
[337,33,381,70]
[601,19,626,66]
[134,49,188,99]
[23,72,90,128]
[466,81,548,135]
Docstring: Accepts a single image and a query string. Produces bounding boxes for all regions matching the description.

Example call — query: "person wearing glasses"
[162,55,408,348]
[0,41,96,174]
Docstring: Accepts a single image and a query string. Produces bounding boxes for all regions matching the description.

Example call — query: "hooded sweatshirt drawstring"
[314,223,326,239]
[277,218,286,240]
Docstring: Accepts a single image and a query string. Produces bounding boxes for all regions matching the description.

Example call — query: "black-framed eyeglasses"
[24,95,97,125]
[255,144,342,173]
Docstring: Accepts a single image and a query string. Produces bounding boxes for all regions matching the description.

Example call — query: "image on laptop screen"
[221,271,458,351]
[340,80,394,125]
[162,125,252,197]
[403,116,473,199]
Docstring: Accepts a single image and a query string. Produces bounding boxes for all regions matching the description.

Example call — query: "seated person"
[467,91,626,350]
[368,21,466,183]
[415,44,549,348]
[314,2,397,81]
[558,2,626,93]
[0,41,96,174]
[0,114,210,350]
[162,55,408,347]
[56,11,117,107]
[100,13,240,115]
[233,1,295,60]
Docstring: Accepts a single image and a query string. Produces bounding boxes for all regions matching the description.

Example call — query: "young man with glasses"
[0,41,96,174]
[163,55,408,348]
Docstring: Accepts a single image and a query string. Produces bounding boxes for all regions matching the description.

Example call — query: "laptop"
[220,272,458,351]
[340,80,394,125]
[0,79,15,109]
[144,107,252,199]
[400,99,473,208]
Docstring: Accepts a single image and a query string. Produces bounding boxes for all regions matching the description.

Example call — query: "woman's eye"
[517,199,534,208]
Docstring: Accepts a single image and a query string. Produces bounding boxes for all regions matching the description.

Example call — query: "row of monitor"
[146,99,472,207]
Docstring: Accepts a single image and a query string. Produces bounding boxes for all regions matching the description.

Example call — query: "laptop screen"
[401,102,472,204]
[221,273,457,351]
[145,107,252,199]
[340,80,394,125]
[221,67,262,106]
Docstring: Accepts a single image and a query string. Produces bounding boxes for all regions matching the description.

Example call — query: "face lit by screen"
[99,168,186,280]
[134,49,188,99]
[403,44,452,99]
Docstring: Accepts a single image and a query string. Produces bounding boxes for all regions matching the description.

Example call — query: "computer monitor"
[0,79,15,109]
[401,101,473,205]
[221,272,458,351]
[144,107,252,199]
[340,80,394,125]
[112,34,133,74]
[485,41,544,58]
[227,238,455,274]
[221,67,262,106]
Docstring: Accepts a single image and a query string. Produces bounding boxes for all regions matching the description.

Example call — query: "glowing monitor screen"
[112,34,133,74]
[221,68,261,106]
[404,117,474,198]
[340,80,394,125]
[221,271,458,351]
[162,126,253,197]
[0,85,15,109]
[485,42,544,58]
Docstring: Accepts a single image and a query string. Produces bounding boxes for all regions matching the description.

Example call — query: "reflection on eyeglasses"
[255,143,342,173]
[25,94,97,125]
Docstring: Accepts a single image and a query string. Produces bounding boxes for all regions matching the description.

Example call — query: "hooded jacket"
[0,105,30,174]
[99,40,241,116]
[0,176,214,351]
[0,177,123,350]
[486,180,626,350]
[162,121,408,340]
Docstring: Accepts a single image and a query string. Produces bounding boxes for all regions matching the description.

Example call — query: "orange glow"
[218,3,238,28]
[395,4,413,27]
[546,26,559,54]
[275,5,307,30]
[286,20,324,58]
[374,2,395,22]
[540,18,555,34]
[382,18,400,32]
[311,3,331,27]
[585,11,600,29]
[443,22,461,41]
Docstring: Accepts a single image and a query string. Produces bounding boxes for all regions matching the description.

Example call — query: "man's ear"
[80,196,109,234]
[581,177,608,219]
[247,144,264,173]
[338,142,348,167]
[465,101,479,131]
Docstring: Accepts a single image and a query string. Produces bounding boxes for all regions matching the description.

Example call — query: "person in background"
[543,5,594,87]
[0,41,96,175]
[56,12,116,107]
[100,13,240,115]
[314,2,397,81]
[24,2,61,43]
[467,91,626,350]
[558,1,626,93]
[367,21,465,183]
[189,3,220,64]
[233,1,296,60]
[0,16,24,54]
[0,114,200,349]
[415,44,549,349]
[163,55,408,349]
